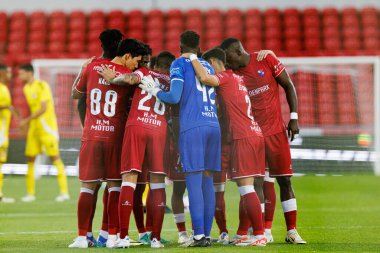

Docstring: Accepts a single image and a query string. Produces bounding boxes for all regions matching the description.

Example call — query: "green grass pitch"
[0,174,379,252]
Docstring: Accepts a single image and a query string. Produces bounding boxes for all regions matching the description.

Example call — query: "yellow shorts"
[0,146,8,163]
[25,132,60,157]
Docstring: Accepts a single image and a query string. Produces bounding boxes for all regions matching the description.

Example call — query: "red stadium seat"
[322,15,340,28]
[245,15,262,28]
[284,8,299,17]
[128,15,144,30]
[205,9,222,18]
[303,7,319,17]
[126,30,144,41]
[10,19,27,31]
[166,18,184,30]
[50,11,66,21]
[10,11,27,21]
[147,9,164,18]
[48,42,65,53]
[30,20,47,32]
[89,10,105,20]
[342,7,357,16]
[146,17,164,30]
[167,9,182,19]
[246,8,261,17]
[264,8,280,17]
[265,39,282,51]
[343,37,361,50]
[7,42,26,54]
[50,19,67,31]
[49,31,66,42]
[69,31,86,42]
[108,18,126,32]
[88,19,106,31]
[304,38,321,50]
[186,17,203,30]
[69,19,86,31]
[361,15,378,27]
[165,29,182,41]
[322,7,339,17]
[245,40,263,52]
[69,10,86,20]
[67,41,85,54]
[29,30,46,43]
[9,31,27,41]
[361,6,378,16]
[108,10,125,19]
[146,29,164,41]
[363,37,379,50]
[323,37,341,51]
[285,39,301,51]
[28,42,45,54]
[185,9,202,18]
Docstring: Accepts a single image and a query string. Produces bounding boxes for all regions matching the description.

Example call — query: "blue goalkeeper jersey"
[170,57,219,133]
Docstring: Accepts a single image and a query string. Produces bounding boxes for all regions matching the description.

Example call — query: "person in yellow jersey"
[18,63,69,202]
[0,64,19,203]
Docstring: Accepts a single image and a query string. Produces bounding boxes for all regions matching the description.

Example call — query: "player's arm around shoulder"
[181,53,219,87]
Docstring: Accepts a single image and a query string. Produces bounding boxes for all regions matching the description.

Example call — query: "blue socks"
[202,175,215,237]
[185,172,216,237]
[185,172,204,236]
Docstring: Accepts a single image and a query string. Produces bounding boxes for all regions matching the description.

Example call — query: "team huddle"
[69,29,306,248]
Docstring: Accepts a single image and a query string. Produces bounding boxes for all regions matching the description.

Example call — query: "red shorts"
[229,136,265,180]
[79,140,122,182]
[265,131,292,177]
[137,162,149,184]
[121,125,167,175]
[214,143,231,184]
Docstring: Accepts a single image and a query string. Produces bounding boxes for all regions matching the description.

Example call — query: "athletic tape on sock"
[108,187,121,192]
[213,183,225,192]
[282,198,297,213]
[173,213,186,223]
[80,187,94,194]
[261,203,265,213]
[150,183,165,190]
[121,182,136,189]
[238,185,255,196]
[264,170,275,182]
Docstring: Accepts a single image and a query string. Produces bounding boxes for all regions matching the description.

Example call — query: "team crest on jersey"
[258,69,265,77]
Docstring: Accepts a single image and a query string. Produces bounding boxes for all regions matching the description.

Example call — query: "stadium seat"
[28,42,45,54]
[108,18,126,32]
[108,9,125,19]
[48,42,65,54]
[205,9,222,18]
[165,29,182,41]
[167,9,182,19]
[30,20,47,32]
[89,10,105,20]
[126,30,144,41]
[88,19,106,31]
[69,31,86,43]
[50,11,66,21]
[128,15,144,30]
[147,9,164,19]
[265,39,282,51]
[166,18,184,30]
[185,9,202,18]
[245,40,263,52]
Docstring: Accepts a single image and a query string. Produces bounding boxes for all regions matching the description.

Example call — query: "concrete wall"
[0,0,379,13]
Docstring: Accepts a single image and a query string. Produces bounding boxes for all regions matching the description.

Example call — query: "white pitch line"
[0,213,74,218]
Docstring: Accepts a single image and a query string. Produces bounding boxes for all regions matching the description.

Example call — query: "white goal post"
[30,56,380,176]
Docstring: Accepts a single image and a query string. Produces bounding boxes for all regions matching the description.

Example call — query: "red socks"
[119,182,136,239]
[150,183,166,240]
[264,180,276,229]
[101,186,109,232]
[237,196,250,235]
[238,185,264,236]
[282,199,297,230]
[214,190,228,234]
[77,188,95,236]
[133,184,146,233]
[108,187,120,235]
[145,189,153,232]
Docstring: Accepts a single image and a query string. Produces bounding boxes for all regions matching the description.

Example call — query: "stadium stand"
[0,7,378,135]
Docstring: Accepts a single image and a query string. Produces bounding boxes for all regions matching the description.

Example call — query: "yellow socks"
[53,159,68,195]
[26,162,35,195]
[0,163,3,197]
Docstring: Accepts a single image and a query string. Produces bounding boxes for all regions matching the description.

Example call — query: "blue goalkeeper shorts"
[179,126,221,173]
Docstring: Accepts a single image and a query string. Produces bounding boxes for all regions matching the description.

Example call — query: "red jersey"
[126,67,170,132]
[216,69,262,141]
[75,60,131,142]
[234,53,286,136]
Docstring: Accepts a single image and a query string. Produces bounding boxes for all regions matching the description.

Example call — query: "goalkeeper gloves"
[139,75,162,97]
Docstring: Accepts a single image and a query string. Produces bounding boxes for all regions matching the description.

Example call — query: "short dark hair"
[202,48,226,65]
[0,63,7,70]
[143,43,152,56]
[180,30,200,50]
[19,63,34,73]
[155,51,175,70]
[99,29,123,51]
[220,37,240,50]
[149,56,157,69]
[116,38,146,58]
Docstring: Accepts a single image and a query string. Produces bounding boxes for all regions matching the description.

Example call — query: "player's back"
[216,69,262,141]
[235,53,286,136]
[76,60,131,142]
[127,68,170,132]
[170,57,219,133]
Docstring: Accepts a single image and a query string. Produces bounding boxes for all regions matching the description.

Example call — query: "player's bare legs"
[233,177,266,246]
[171,181,189,243]
[49,155,69,202]
[148,173,166,248]
[105,180,121,247]
[276,176,306,244]
[69,181,98,248]
[117,171,139,248]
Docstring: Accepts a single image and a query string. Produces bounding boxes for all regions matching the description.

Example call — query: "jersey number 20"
[90,88,117,117]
